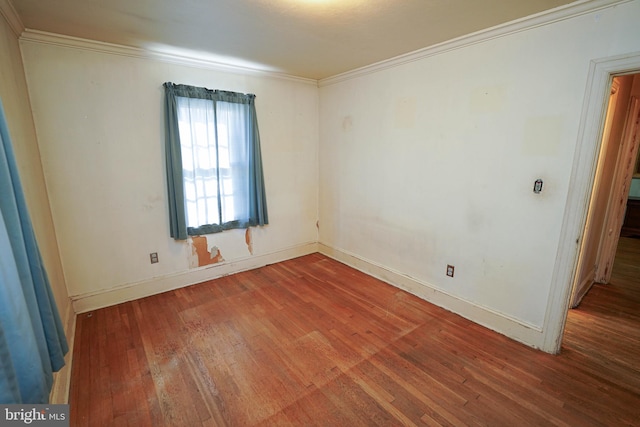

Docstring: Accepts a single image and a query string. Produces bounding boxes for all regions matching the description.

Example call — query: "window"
[164,83,268,240]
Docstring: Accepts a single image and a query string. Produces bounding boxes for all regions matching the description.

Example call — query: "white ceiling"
[10,0,577,80]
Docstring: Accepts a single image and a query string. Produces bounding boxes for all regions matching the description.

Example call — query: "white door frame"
[542,51,640,354]
[569,79,621,308]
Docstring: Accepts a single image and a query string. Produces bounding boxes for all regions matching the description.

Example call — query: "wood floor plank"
[69,239,640,426]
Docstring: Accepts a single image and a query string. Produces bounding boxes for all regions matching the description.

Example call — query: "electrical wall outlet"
[446,264,454,277]
[150,252,159,264]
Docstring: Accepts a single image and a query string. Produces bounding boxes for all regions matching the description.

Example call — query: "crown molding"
[19,29,318,86]
[13,0,633,87]
[319,0,634,87]
[0,0,24,37]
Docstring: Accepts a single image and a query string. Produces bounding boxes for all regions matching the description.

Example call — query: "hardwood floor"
[69,243,640,426]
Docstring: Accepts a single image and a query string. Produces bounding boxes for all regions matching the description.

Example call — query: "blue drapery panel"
[0,99,68,403]
[163,83,268,240]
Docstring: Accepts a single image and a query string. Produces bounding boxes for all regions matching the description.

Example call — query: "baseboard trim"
[67,240,553,357]
[318,243,550,352]
[49,298,76,404]
[71,242,319,313]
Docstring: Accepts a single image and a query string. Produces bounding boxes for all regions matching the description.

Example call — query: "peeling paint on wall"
[189,236,225,267]
[209,247,224,264]
[245,228,253,255]
[188,242,199,269]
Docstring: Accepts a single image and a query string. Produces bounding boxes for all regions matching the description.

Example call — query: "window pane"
[174,93,263,231]
[176,96,221,228]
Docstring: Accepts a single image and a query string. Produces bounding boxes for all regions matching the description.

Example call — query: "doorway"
[542,52,640,354]
[570,72,640,307]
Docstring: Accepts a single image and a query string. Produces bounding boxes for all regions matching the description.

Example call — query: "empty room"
[1,0,639,425]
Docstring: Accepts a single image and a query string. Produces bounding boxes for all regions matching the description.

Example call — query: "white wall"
[20,39,319,310]
[319,0,640,348]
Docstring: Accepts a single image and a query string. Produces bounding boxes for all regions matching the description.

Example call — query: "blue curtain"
[0,99,68,404]
[164,83,268,240]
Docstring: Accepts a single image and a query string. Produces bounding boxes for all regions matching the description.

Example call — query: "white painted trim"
[18,29,318,86]
[318,243,547,350]
[318,0,633,87]
[542,51,640,353]
[72,242,319,313]
[0,0,24,37]
[49,298,76,404]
